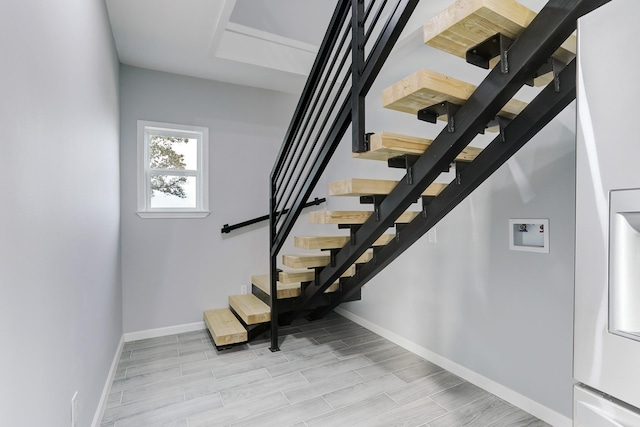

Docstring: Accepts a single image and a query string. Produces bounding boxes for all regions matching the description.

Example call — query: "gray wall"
[0,0,122,426]
[319,1,577,416]
[119,66,299,333]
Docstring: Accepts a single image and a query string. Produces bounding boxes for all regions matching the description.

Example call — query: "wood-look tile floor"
[101,313,550,427]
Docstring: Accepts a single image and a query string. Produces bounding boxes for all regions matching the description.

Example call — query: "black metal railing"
[268,0,419,351]
[221,198,325,234]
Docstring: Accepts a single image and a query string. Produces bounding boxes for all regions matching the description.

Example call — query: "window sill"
[136,211,210,219]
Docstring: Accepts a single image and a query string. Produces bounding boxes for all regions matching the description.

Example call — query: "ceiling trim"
[224,22,318,53]
[215,23,319,76]
[208,0,237,54]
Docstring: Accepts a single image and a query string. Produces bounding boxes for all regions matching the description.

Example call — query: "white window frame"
[137,120,210,219]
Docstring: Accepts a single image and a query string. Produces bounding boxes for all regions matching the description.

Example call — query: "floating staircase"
[204,0,608,351]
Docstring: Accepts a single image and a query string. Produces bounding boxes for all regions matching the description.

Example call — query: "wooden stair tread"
[382,68,527,121]
[423,0,576,85]
[251,275,301,299]
[282,249,374,269]
[329,178,447,197]
[309,210,420,225]
[274,271,343,293]
[203,308,247,346]
[253,273,339,295]
[279,266,356,283]
[294,233,394,250]
[228,294,270,325]
[353,132,482,162]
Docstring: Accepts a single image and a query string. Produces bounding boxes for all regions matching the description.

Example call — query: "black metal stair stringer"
[309,57,578,319]
[292,0,610,319]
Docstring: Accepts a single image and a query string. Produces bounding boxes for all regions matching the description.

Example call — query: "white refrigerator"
[575,0,640,425]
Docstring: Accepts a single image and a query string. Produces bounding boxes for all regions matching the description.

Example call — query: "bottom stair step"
[229,294,271,325]
[203,308,247,347]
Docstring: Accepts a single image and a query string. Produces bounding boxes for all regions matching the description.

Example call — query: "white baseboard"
[123,321,206,342]
[91,335,124,427]
[335,308,572,427]
[92,321,208,425]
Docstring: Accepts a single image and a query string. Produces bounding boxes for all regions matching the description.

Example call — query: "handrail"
[269,0,419,352]
[221,198,325,234]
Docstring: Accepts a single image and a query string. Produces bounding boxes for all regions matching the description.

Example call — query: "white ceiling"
[105,0,338,94]
[105,0,553,95]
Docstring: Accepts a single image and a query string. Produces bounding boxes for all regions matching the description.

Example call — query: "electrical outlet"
[427,228,437,243]
[240,285,248,295]
[71,392,78,427]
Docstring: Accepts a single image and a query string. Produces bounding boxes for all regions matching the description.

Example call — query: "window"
[137,121,209,218]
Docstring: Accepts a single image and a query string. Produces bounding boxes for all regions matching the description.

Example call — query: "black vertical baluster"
[352,0,366,152]
[269,179,279,352]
